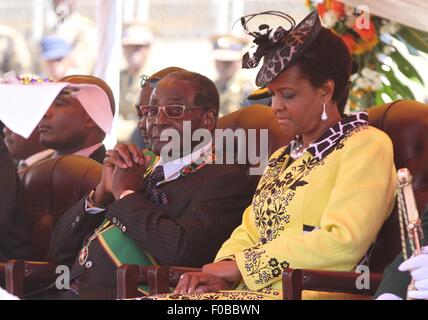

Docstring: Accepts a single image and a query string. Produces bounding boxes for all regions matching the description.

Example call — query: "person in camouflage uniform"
[211,34,254,117]
[45,0,97,76]
[0,25,31,74]
[118,22,153,142]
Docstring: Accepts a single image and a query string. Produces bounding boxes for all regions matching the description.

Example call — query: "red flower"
[317,3,327,17]
[317,1,345,20]
[342,34,358,53]
[331,1,345,18]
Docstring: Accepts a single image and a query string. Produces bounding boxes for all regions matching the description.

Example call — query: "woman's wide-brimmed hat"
[241,10,322,87]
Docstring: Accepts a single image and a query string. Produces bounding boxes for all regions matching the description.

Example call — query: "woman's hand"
[173,261,242,295]
[173,272,232,295]
[202,260,242,283]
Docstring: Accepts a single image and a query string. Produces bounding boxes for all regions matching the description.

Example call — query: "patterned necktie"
[146,165,168,206]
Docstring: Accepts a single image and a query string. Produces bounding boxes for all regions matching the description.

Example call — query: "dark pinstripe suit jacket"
[88,145,106,164]
[49,163,255,299]
[0,139,31,262]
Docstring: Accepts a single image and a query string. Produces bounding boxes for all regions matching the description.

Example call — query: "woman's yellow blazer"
[216,118,396,298]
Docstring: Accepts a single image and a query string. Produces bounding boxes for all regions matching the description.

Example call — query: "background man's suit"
[0,139,31,261]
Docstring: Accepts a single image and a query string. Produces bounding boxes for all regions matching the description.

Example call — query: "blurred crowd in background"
[2,0,427,146]
[0,0,311,145]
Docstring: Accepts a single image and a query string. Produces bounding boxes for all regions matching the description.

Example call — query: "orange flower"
[360,34,379,52]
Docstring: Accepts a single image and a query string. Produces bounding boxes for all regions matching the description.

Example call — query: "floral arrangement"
[0,71,55,85]
[307,0,428,110]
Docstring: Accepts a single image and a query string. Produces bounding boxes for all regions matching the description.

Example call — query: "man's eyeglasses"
[139,74,160,88]
[139,104,205,119]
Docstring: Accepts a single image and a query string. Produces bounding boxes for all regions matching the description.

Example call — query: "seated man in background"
[38,75,115,164]
[3,126,54,170]
[376,206,428,300]
[0,138,31,261]
[131,66,185,152]
[43,70,255,300]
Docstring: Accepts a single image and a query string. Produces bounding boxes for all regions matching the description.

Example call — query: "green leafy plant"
[308,0,428,110]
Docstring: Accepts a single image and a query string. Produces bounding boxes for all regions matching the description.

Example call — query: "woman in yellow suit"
[150,10,397,300]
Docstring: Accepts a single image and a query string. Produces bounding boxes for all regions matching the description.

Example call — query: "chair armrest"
[116,265,170,299]
[117,264,139,299]
[5,260,57,297]
[282,268,383,300]
[116,265,203,299]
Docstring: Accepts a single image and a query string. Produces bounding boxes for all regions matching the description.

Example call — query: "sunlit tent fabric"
[341,0,428,32]
[0,80,113,139]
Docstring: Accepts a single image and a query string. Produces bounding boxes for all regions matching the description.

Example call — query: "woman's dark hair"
[292,27,352,114]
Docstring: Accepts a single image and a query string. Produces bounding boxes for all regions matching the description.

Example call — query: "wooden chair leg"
[117,264,139,299]
[282,268,303,300]
[5,260,25,297]
[148,265,170,295]
[0,263,5,287]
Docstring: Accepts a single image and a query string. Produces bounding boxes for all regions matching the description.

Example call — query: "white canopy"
[341,0,428,32]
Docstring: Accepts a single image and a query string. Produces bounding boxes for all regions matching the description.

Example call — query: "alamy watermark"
[355,5,370,30]
[158,121,269,175]
[355,265,371,290]
[55,265,70,290]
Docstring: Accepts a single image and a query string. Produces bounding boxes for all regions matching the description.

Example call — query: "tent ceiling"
[341,0,428,32]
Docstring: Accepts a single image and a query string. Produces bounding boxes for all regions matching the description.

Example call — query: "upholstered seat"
[19,155,102,260]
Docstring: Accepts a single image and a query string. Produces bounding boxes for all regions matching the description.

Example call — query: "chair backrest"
[20,155,102,260]
[367,100,428,272]
[217,104,294,186]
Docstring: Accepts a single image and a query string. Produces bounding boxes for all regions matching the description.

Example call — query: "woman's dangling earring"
[321,103,328,121]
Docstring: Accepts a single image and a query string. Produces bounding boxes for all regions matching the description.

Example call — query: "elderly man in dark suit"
[44,70,254,299]
[0,138,31,261]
